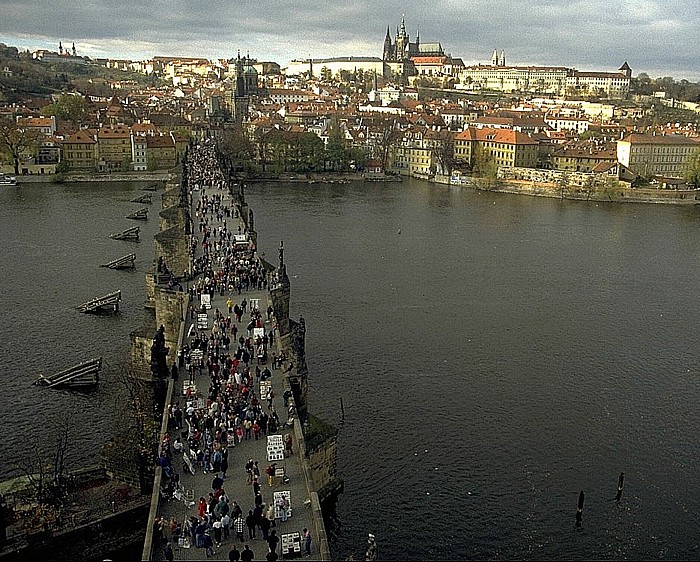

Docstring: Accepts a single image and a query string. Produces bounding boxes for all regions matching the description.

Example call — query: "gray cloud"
[0,0,697,79]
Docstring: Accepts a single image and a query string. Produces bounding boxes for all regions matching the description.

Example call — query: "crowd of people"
[154,142,307,561]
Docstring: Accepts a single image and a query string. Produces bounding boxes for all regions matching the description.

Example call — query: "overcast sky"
[1,0,698,80]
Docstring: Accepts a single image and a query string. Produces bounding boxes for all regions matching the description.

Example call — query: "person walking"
[302,527,312,557]
[164,541,174,562]
[266,529,279,556]
[246,509,257,539]
[203,531,216,558]
[234,514,245,542]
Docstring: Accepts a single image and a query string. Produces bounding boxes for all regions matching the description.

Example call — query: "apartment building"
[453,127,539,169]
[61,130,98,171]
[97,124,132,172]
[617,133,700,178]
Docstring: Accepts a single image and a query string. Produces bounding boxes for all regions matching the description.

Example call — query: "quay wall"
[13,172,170,184]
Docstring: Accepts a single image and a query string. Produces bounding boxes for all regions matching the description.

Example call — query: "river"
[2,178,700,560]
[245,178,700,561]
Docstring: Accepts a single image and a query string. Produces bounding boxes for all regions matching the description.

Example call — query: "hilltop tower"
[383,26,393,60]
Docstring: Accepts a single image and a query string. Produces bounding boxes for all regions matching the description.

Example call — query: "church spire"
[59,41,63,55]
[72,42,76,57]
[400,14,406,37]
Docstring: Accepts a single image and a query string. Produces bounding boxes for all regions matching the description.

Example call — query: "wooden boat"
[35,357,102,388]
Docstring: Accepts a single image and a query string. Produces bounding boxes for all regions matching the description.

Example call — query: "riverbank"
[429,173,700,205]
[244,171,401,184]
[15,171,171,184]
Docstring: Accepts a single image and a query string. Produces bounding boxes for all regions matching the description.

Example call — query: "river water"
[0,181,159,480]
[2,178,700,560]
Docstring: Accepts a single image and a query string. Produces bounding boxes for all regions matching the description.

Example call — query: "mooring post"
[616,472,625,502]
[575,491,584,527]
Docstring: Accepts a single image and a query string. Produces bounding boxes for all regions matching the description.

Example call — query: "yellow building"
[97,125,132,172]
[454,127,539,169]
[61,130,97,171]
[552,144,617,172]
[616,133,700,178]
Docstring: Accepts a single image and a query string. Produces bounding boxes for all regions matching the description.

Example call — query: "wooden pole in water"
[575,491,584,527]
[615,472,625,502]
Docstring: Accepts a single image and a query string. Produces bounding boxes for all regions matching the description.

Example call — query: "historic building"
[617,133,700,178]
[382,15,445,79]
[222,52,258,123]
[459,53,632,98]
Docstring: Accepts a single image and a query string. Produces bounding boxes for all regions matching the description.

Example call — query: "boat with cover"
[0,173,17,186]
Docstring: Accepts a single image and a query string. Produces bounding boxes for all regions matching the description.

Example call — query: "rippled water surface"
[0,181,159,479]
[245,179,700,560]
[3,178,700,560]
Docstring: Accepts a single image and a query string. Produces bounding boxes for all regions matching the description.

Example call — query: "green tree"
[684,149,700,189]
[325,122,348,171]
[601,175,623,201]
[220,125,255,174]
[320,66,332,82]
[42,93,87,129]
[473,148,498,189]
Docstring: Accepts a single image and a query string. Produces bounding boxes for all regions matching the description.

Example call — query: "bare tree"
[0,117,41,176]
[110,363,159,495]
[432,130,455,176]
[376,118,399,171]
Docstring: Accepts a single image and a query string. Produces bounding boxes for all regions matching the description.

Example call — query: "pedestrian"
[196,485,206,506]
[259,513,271,540]
[302,527,312,557]
[213,517,223,547]
[221,448,229,478]
[222,512,231,540]
[228,544,241,561]
[245,458,254,483]
[164,541,174,562]
[234,514,245,542]
[267,529,279,555]
[246,509,257,539]
[266,548,279,562]
[203,531,216,557]
[265,463,276,487]
[241,544,254,562]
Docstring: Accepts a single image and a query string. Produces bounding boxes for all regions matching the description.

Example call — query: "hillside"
[0,43,162,103]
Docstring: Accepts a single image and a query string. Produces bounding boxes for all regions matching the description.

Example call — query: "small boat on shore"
[0,173,18,186]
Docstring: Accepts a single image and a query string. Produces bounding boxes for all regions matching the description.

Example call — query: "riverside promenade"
[148,143,325,561]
